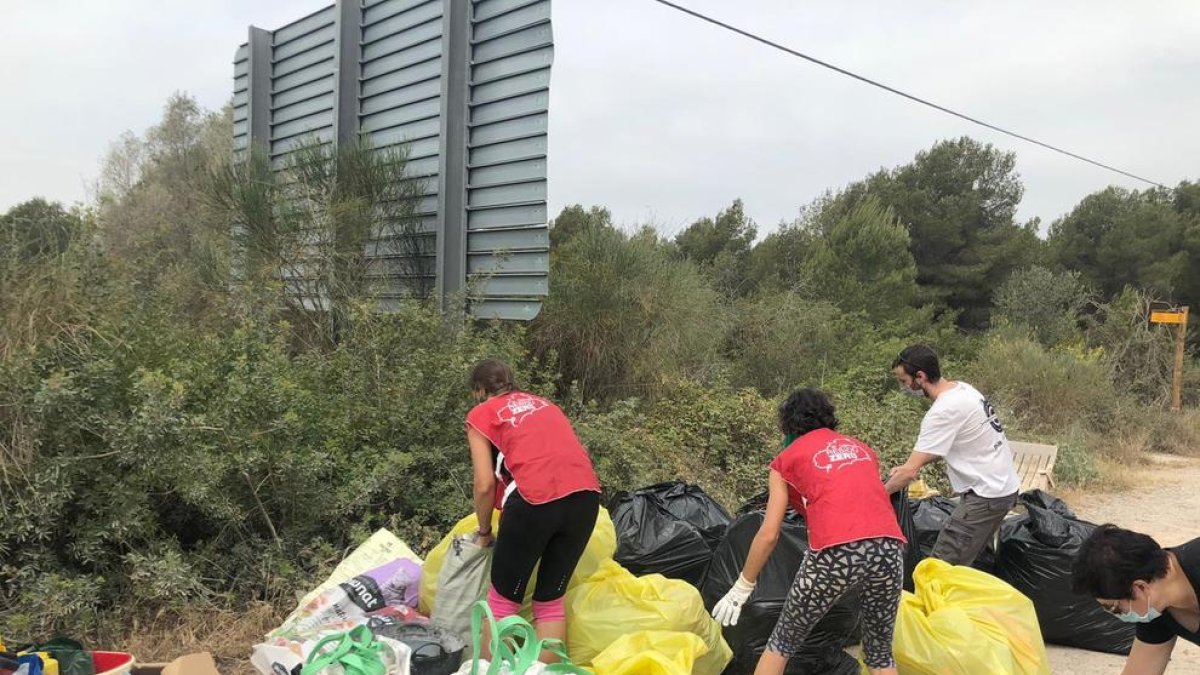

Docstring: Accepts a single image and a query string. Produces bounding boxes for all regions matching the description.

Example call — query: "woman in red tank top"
[463,359,601,662]
[711,388,906,675]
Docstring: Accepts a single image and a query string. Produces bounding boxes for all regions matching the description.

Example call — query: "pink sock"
[487,585,522,620]
[532,597,565,623]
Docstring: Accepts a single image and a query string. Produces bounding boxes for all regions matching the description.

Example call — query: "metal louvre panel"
[470,69,550,106]
[273,6,336,44]
[472,1,550,42]
[361,38,442,80]
[272,37,337,78]
[273,75,337,109]
[467,225,547,250]
[361,18,442,61]
[363,1,443,44]
[273,59,337,93]
[367,116,441,146]
[271,129,334,158]
[474,23,551,63]
[473,0,545,23]
[469,112,547,146]
[272,95,334,125]
[360,98,440,132]
[470,90,548,126]
[361,58,442,97]
[467,250,547,274]
[469,157,546,188]
[273,109,336,140]
[469,136,546,167]
[468,299,543,321]
[467,203,548,230]
[234,0,553,319]
[363,0,438,27]
[273,24,337,62]
[360,78,441,115]
[464,0,552,316]
[472,46,552,85]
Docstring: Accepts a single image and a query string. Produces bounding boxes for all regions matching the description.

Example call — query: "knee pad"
[532,597,566,623]
[487,585,523,620]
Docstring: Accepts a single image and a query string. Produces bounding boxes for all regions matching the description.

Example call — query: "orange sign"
[1150,311,1186,325]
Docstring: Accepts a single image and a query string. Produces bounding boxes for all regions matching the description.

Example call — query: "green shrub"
[532,225,725,402]
[967,333,1121,435]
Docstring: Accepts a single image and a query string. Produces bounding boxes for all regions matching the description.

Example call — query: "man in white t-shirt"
[884,344,1020,566]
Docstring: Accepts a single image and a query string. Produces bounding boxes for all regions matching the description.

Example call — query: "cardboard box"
[132,653,219,675]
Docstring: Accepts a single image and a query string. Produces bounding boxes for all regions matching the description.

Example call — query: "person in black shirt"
[1072,524,1200,674]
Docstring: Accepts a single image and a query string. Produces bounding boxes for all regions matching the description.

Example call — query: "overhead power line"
[651,0,1168,189]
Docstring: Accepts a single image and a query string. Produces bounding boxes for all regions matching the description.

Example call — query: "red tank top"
[466,392,601,507]
[769,428,906,551]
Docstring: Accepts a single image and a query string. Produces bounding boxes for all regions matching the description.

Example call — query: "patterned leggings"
[766,536,904,669]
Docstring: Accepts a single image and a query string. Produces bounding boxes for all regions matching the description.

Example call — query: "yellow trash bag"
[566,560,732,675]
[893,558,1050,675]
[591,631,708,675]
[418,507,616,615]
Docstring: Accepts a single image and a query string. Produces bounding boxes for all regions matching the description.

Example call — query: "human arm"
[713,470,789,626]
[1119,637,1176,675]
[884,450,941,494]
[466,424,496,545]
[741,470,790,584]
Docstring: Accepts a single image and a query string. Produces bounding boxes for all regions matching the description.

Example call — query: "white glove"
[712,575,756,626]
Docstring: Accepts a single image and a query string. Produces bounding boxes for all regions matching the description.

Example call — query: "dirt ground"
[1045,453,1200,674]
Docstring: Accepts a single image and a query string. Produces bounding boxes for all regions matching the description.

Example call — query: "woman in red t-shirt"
[712,388,906,675]
[464,359,601,660]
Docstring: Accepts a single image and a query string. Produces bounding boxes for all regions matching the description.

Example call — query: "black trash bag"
[370,621,466,675]
[891,488,923,591]
[701,512,861,675]
[908,495,997,573]
[645,481,734,549]
[735,491,804,524]
[994,491,1135,655]
[610,481,731,586]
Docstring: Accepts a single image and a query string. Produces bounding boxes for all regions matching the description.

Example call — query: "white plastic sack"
[431,535,492,647]
[251,641,305,675]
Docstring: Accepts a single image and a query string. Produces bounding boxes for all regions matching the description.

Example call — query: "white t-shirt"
[915,381,1020,498]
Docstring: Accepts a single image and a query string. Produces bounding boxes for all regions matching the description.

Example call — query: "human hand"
[475,530,494,548]
[712,575,756,626]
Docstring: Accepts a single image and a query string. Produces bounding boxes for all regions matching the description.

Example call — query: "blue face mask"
[900,382,925,399]
[1115,592,1162,623]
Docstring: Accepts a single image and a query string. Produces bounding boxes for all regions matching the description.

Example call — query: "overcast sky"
[2,1,1197,237]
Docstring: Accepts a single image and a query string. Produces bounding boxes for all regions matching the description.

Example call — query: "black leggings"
[490,490,600,602]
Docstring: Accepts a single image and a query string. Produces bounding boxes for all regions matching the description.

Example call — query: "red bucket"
[93,652,135,675]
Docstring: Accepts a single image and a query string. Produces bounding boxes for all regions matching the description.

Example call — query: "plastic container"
[93,652,135,675]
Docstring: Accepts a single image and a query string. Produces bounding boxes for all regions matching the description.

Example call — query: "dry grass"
[97,603,284,675]
[1148,408,1200,456]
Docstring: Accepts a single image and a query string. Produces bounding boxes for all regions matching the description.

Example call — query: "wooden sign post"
[1150,307,1190,412]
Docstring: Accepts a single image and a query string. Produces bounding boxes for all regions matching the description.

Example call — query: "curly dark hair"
[778,388,839,438]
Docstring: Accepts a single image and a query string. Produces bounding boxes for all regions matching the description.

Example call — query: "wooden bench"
[1010,440,1058,493]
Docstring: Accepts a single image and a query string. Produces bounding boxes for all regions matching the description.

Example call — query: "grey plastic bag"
[430,534,493,650]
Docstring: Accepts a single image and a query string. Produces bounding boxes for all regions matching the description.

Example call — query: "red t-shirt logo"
[495,394,549,427]
[812,439,869,473]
